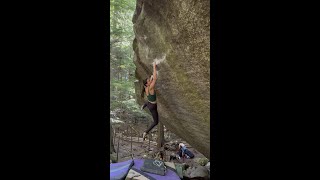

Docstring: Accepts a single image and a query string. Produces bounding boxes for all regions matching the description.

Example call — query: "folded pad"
[110,159,134,180]
[126,159,180,180]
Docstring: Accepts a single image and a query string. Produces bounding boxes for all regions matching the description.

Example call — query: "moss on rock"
[132,0,210,158]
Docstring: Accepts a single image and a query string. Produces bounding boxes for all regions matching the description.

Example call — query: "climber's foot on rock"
[141,104,147,110]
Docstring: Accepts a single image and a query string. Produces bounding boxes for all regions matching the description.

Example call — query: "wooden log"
[157,122,164,148]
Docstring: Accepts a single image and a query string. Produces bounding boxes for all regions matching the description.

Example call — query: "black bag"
[178,148,195,159]
[140,159,166,176]
[184,149,194,158]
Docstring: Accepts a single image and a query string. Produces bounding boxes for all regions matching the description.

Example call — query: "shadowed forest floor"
[112,122,207,169]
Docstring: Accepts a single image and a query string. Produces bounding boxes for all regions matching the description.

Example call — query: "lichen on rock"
[132,0,210,158]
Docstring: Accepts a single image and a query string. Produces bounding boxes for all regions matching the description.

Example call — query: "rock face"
[132,0,210,158]
[190,166,210,179]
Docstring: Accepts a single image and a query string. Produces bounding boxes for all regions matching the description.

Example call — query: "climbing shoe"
[141,103,147,110]
[142,132,147,141]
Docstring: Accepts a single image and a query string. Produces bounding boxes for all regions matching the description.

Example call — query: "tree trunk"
[110,124,115,153]
[157,122,164,148]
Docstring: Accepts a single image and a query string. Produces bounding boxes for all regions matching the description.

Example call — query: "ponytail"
[141,78,148,98]
[140,85,145,98]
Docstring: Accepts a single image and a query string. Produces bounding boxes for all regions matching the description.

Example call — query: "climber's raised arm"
[141,61,159,141]
[150,62,157,88]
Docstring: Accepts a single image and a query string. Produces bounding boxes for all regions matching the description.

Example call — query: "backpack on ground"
[184,149,195,158]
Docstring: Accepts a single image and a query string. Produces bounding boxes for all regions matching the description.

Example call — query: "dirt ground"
[112,122,207,169]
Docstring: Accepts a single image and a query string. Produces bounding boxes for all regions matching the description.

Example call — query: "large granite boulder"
[132,0,210,158]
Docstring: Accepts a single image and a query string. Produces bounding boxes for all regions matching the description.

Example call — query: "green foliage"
[110,0,150,121]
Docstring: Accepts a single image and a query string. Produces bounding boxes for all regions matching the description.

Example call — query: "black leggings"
[145,102,159,134]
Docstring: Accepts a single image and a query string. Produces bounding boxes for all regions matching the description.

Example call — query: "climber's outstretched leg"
[143,102,159,140]
[140,102,148,110]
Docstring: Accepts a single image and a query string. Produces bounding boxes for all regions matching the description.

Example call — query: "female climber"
[141,62,159,141]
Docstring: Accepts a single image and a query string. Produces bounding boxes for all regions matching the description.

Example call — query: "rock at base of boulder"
[196,158,209,166]
[175,163,187,179]
[205,162,210,171]
[110,153,117,163]
[190,166,209,179]
[164,162,176,170]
